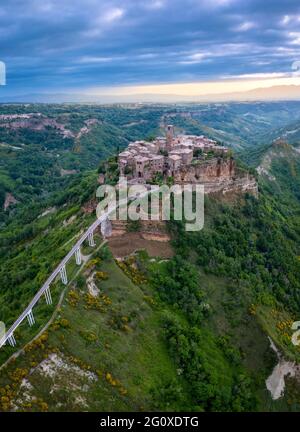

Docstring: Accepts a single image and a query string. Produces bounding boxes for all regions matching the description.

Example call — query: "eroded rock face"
[266,337,300,400]
[0,114,99,140]
[110,220,171,241]
[82,199,98,214]
[174,158,258,197]
[174,158,233,182]
[4,192,18,211]
[12,353,98,411]
[1,116,75,138]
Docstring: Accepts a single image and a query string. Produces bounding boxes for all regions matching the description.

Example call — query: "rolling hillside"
[1,102,300,411]
[2,101,300,219]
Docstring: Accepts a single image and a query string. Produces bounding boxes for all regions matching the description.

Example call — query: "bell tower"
[166,125,174,151]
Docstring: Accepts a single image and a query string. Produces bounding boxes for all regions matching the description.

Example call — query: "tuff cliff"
[174,157,258,197]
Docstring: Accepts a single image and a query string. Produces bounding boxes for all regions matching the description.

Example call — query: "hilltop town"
[118,125,258,196]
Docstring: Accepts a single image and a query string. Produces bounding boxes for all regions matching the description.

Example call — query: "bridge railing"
[0,191,149,348]
[0,215,105,348]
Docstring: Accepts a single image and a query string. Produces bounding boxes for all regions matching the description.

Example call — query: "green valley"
[1,102,300,412]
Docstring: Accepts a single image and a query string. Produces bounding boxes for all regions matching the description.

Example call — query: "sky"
[1,0,300,99]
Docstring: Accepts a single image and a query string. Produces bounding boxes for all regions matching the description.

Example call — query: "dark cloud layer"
[1,0,300,94]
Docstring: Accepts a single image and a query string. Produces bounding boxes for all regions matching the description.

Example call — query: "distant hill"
[1,84,300,104]
[241,116,300,167]
[261,119,300,146]
[161,101,300,150]
[256,139,300,200]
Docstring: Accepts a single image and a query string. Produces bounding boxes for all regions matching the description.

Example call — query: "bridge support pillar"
[101,217,112,238]
[60,265,68,285]
[7,333,16,347]
[75,248,82,265]
[44,287,52,305]
[27,309,35,327]
[88,232,95,247]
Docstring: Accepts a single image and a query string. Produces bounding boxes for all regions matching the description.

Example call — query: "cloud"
[83,6,126,37]
[222,72,290,80]
[178,52,206,65]
[102,7,125,23]
[144,0,166,10]
[288,32,300,45]
[201,0,236,9]
[280,14,300,26]
[234,21,256,32]
[1,0,300,95]
[281,15,291,25]
[77,56,115,64]
[137,53,158,59]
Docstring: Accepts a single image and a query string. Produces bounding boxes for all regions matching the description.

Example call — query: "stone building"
[117,125,257,196]
[119,125,257,195]
[118,125,230,181]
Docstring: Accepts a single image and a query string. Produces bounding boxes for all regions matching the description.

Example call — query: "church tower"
[166,125,174,151]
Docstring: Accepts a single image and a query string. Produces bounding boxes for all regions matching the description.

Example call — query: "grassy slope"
[1,228,299,411]
[0,257,187,411]
[0,183,97,327]
[49,260,182,411]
